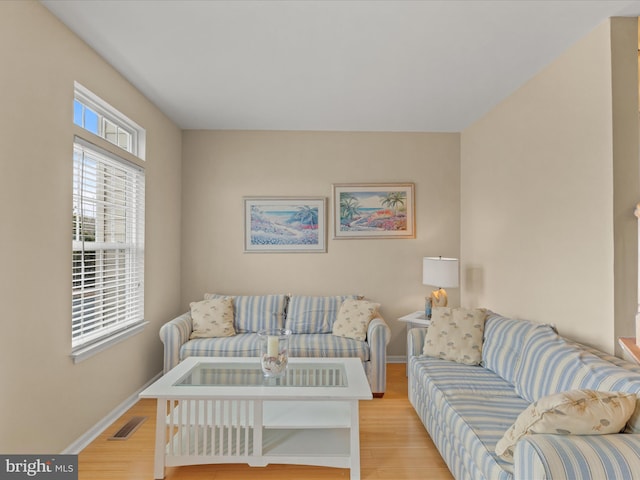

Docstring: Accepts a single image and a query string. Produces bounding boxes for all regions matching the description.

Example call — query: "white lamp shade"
[423,257,459,288]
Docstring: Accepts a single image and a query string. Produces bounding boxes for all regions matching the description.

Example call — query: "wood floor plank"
[78,363,453,480]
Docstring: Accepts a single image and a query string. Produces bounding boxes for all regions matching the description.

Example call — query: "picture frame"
[332,183,415,239]
[244,197,327,253]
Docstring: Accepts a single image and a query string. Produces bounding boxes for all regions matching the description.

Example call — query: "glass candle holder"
[257,328,291,378]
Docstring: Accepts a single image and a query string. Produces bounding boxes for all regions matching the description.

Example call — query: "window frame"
[71,84,147,363]
[74,82,146,160]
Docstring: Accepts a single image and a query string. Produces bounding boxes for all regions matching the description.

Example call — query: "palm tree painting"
[333,183,415,239]
[290,205,318,228]
[381,192,406,215]
[245,197,326,252]
[339,194,361,226]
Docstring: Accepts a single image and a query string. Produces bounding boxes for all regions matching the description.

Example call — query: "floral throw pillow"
[189,297,236,339]
[332,299,380,341]
[422,307,486,365]
[495,389,637,461]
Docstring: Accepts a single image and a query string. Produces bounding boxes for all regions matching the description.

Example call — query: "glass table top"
[174,361,348,388]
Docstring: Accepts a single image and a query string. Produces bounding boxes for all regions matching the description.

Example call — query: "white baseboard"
[387,355,406,363]
[62,371,163,454]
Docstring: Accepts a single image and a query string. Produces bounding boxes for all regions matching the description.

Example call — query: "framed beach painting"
[244,197,327,253]
[332,183,415,239]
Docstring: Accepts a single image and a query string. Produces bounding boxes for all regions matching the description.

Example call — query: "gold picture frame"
[332,183,415,239]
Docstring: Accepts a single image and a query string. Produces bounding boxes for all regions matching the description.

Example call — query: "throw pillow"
[332,299,379,341]
[495,389,637,461]
[189,297,236,339]
[423,307,487,365]
[203,293,287,332]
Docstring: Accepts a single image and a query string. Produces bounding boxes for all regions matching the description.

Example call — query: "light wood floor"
[79,363,453,479]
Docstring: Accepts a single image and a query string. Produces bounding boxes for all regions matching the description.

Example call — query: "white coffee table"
[139,356,372,479]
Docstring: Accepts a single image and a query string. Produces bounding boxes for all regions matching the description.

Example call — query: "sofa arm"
[159,311,192,374]
[407,327,427,357]
[366,316,391,394]
[514,434,640,480]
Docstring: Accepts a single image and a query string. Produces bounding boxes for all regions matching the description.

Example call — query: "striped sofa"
[408,312,640,480]
[159,294,391,396]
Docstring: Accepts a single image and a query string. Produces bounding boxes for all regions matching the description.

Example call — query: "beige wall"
[460,18,639,353]
[181,130,460,356]
[0,1,182,452]
[3,0,636,455]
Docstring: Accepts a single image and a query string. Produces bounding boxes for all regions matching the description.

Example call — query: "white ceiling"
[42,0,640,132]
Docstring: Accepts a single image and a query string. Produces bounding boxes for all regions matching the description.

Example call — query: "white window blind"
[72,138,145,350]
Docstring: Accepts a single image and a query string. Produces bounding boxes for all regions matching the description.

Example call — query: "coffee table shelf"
[140,357,371,479]
[263,401,351,428]
[262,428,350,460]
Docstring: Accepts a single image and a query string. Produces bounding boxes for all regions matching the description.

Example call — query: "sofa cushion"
[423,307,487,365]
[481,314,551,385]
[189,297,236,339]
[288,333,370,362]
[570,339,640,373]
[410,356,522,400]
[204,294,287,333]
[495,389,637,461]
[409,356,527,480]
[332,299,379,341]
[514,434,640,480]
[513,326,640,409]
[180,333,262,359]
[180,332,370,363]
[285,295,358,334]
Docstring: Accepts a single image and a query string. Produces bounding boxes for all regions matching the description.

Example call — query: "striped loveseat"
[408,312,640,480]
[160,294,391,396]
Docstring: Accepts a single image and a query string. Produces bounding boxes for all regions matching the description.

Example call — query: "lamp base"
[430,288,449,307]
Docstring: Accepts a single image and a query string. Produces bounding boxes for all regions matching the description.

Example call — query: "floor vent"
[108,416,147,441]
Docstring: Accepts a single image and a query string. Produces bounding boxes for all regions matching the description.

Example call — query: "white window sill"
[71,321,149,364]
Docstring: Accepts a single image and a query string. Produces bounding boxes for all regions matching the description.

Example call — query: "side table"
[618,337,640,365]
[398,311,431,374]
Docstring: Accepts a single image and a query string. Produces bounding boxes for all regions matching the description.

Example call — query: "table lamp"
[423,257,459,317]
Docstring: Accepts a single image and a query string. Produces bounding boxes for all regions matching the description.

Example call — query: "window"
[71,84,146,362]
[73,82,146,159]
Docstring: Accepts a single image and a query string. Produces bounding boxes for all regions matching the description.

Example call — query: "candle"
[267,335,279,357]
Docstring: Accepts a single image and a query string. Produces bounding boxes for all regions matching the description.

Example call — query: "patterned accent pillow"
[204,294,287,333]
[495,389,637,461]
[423,307,487,365]
[189,297,236,338]
[332,299,379,341]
